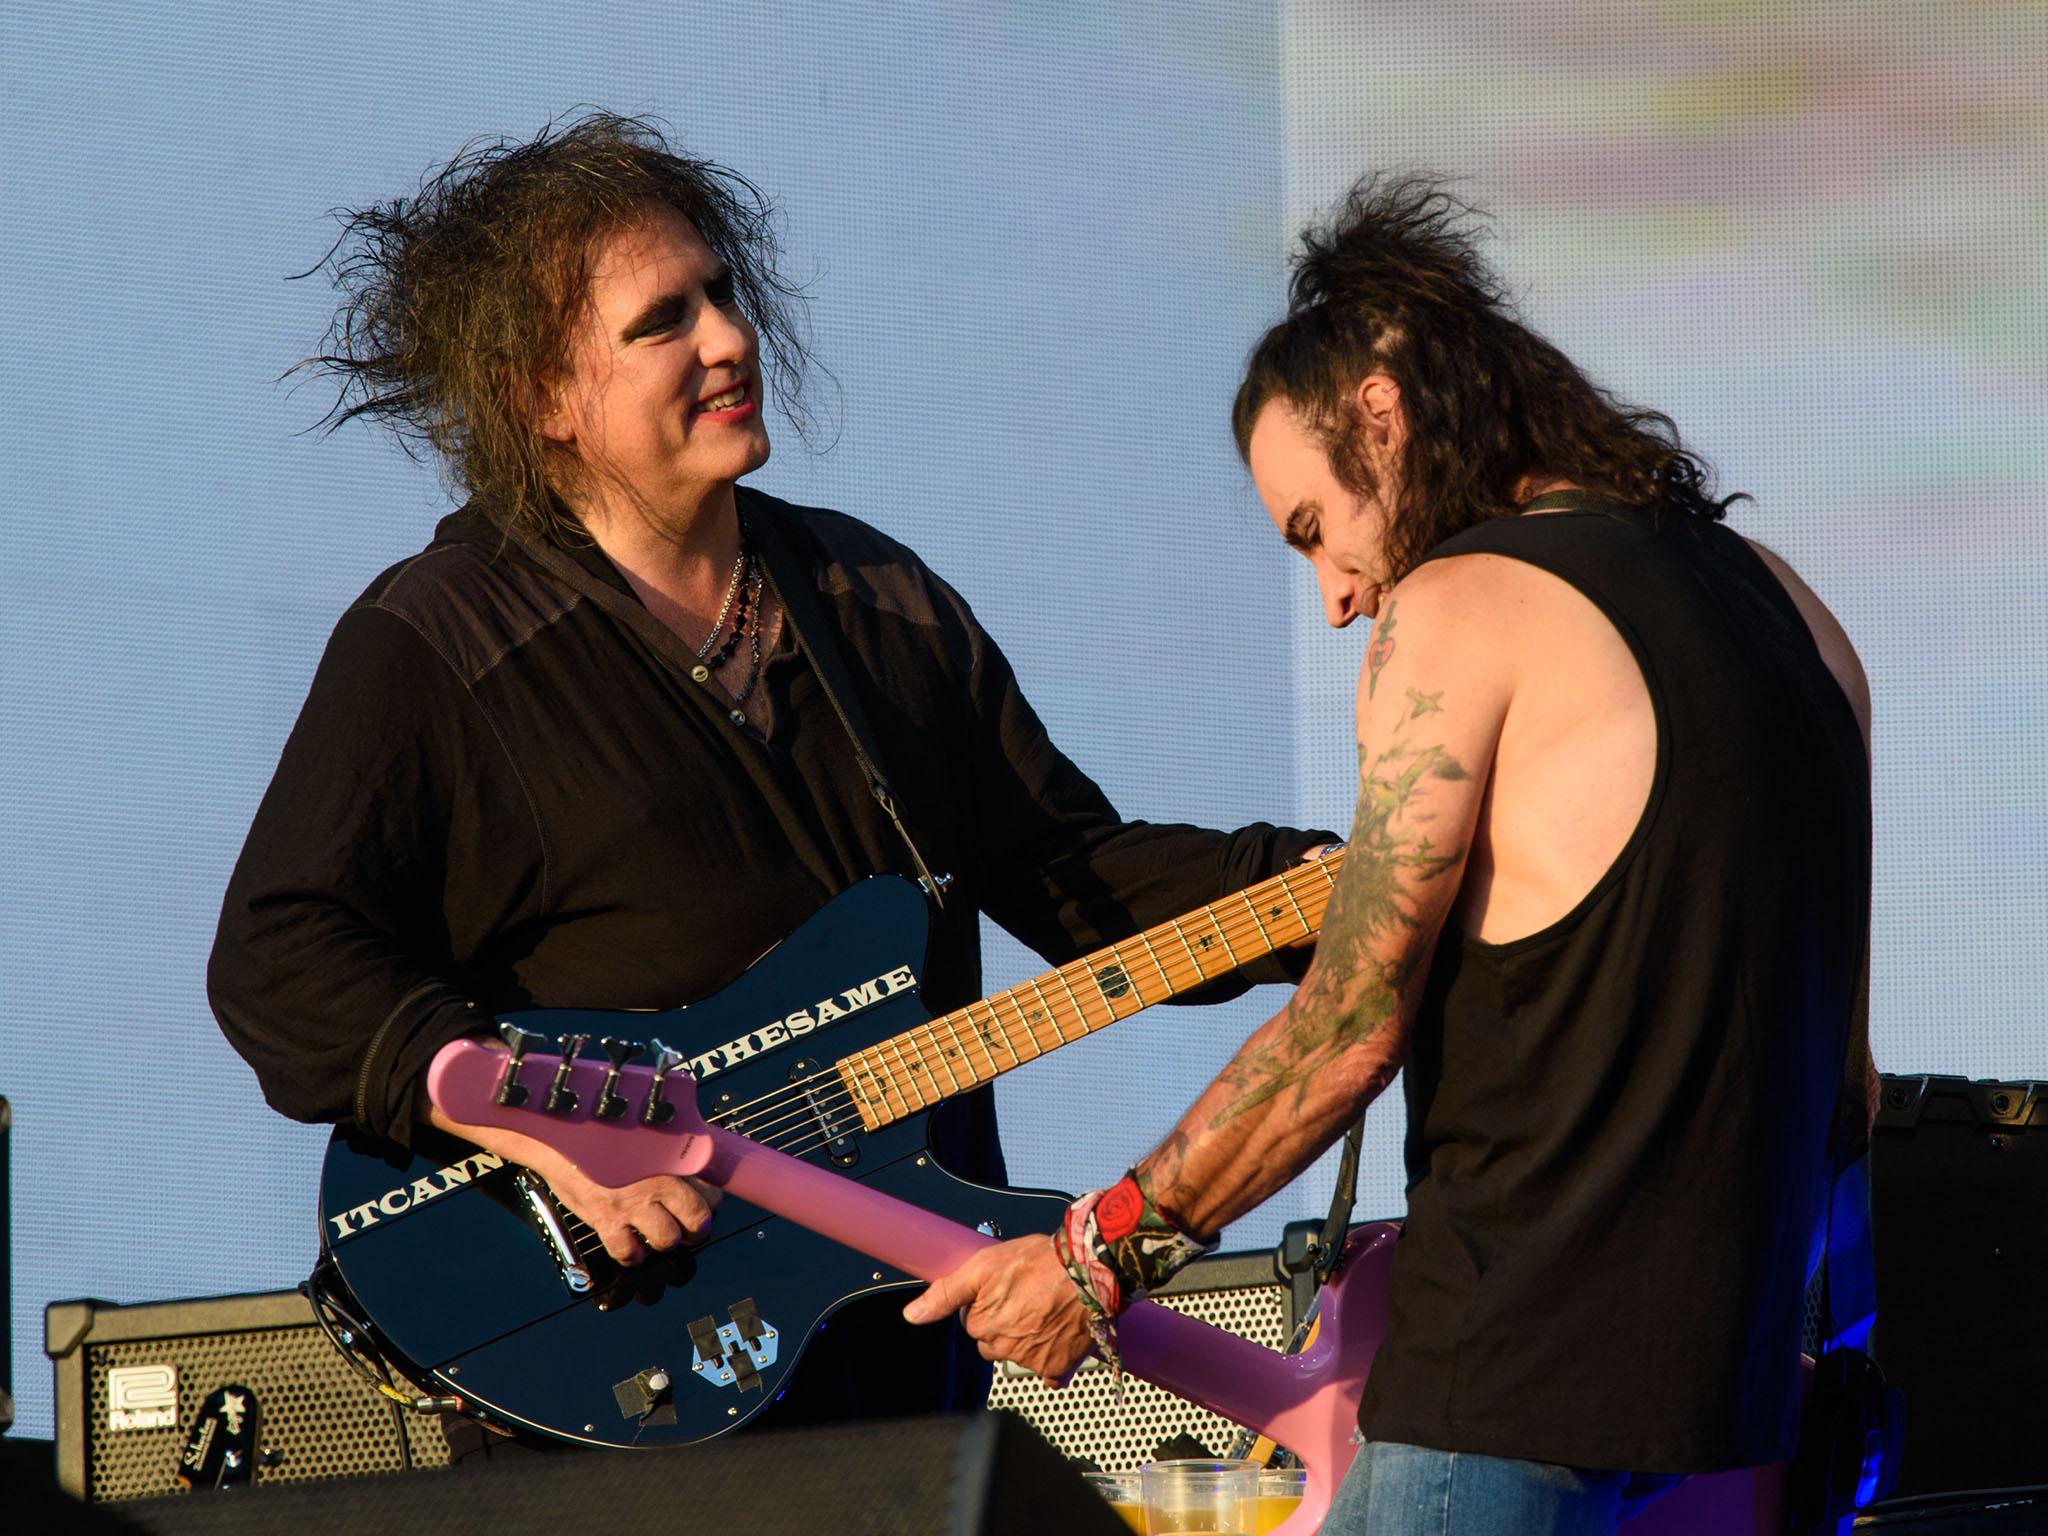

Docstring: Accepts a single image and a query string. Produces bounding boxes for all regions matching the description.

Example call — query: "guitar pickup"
[791,1057,861,1166]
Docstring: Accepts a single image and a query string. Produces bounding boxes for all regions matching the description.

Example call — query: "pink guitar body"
[429,1040,1790,1534]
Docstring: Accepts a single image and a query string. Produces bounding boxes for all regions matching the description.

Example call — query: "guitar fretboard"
[836,851,1345,1128]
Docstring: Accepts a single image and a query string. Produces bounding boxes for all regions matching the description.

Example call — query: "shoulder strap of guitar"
[1313,1118,1365,1286]
[747,501,950,909]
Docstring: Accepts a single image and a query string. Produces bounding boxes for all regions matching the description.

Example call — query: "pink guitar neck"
[428,1040,1784,1536]
[429,1040,1386,1532]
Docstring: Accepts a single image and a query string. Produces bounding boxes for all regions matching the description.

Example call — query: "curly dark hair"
[298,111,816,544]
[1233,174,1740,580]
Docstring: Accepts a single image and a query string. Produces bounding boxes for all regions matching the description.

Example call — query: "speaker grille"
[65,1301,449,1501]
[986,1267,1289,1471]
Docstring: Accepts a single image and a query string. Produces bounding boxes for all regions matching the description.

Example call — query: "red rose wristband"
[1091,1170,1217,1295]
[1047,1169,1217,1394]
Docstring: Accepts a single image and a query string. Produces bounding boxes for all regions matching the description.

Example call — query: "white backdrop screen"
[3,0,2042,1444]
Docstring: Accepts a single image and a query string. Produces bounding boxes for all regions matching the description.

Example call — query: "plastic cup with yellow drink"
[1141,1458,1260,1534]
[1254,1467,1307,1533]
[1082,1468,1146,1533]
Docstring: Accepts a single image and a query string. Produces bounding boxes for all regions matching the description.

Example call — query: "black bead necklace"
[706,556,756,671]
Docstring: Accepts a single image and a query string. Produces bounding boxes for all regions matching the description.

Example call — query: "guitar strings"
[545,861,1340,1258]
[693,890,1339,1152]
[733,895,1316,1138]
[702,863,1336,1131]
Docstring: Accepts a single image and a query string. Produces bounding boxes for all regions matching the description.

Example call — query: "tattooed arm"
[1135,572,1510,1236]
[902,561,1513,1376]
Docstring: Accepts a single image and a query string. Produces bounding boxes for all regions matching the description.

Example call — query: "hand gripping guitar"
[423,1039,1792,1535]
[318,868,1344,1447]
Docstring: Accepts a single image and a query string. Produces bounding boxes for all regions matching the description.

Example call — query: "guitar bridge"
[514,1172,593,1295]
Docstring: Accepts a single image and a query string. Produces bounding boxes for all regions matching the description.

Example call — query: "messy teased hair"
[1233,174,1739,580]
[299,111,815,543]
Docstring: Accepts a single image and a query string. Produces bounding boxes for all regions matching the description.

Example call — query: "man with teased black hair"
[210,113,1331,1445]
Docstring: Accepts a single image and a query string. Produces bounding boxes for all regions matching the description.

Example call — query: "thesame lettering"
[683,965,916,1082]
[326,963,918,1242]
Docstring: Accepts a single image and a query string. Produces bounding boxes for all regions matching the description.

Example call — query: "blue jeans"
[1325,1441,1681,1535]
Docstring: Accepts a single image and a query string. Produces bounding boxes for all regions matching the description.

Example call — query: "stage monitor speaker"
[1858,1486,2048,1535]
[45,1288,450,1501]
[107,1411,1122,1535]
[986,1242,1301,1470]
[1872,1073,2047,1499]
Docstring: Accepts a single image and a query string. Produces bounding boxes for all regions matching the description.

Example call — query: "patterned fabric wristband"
[1051,1191,1126,1391]
[1089,1169,1217,1298]
[1051,1172,1217,1393]
[1059,1190,1125,1315]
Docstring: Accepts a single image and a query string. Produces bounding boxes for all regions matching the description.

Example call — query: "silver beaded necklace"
[692,546,750,661]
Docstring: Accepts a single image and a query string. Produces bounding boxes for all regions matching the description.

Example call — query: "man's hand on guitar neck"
[418,1062,721,1267]
[902,1235,1094,1384]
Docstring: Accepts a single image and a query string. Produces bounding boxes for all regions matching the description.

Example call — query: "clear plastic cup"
[1254,1466,1307,1533]
[1142,1457,1260,1534]
[1082,1468,1146,1534]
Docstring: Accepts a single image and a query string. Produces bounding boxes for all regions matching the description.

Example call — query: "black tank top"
[1357,495,1870,1473]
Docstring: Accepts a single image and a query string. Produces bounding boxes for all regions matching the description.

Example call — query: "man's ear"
[517,371,574,445]
[1352,372,1405,457]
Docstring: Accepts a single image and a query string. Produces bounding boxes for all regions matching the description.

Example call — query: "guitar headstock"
[426,1031,718,1187]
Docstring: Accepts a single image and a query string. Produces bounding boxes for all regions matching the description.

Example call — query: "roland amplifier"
[46,1288,450,1501]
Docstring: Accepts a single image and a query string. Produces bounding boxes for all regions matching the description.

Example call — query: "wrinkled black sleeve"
[208,605,532,1147]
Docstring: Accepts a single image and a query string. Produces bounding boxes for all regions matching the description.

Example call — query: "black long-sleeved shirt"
[210,486,1326,1177]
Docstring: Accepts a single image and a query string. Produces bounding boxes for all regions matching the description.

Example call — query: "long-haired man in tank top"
[906,175,1878,1532]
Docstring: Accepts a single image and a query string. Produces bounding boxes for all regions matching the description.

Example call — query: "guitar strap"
[1313,1119,1366,1287]
[488,497,948,908]
[746,500,950,909]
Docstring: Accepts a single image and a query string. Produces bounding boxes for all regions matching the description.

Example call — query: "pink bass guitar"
[427,1039,1789,1534]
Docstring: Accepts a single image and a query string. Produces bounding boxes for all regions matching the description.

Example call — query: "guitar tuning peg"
[499,1021,547,1053]
[494,1022,547,1107]
[594,1038,644,1121]
[643,1038,686,1126]
[544,1033,589,1115]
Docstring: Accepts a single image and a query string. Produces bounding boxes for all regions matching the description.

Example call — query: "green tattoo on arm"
[1366,603,1398,700]
[1207,714,1469,1130]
